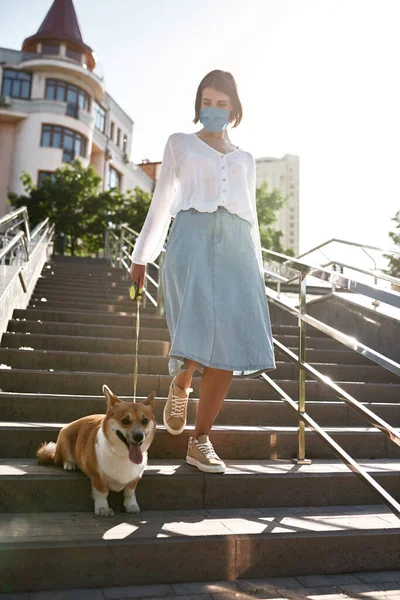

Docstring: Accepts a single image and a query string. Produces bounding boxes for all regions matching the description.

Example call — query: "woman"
[130,69,276,474]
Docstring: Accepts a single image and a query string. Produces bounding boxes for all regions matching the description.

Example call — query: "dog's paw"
[125,501,140,514]
[95,506,114,517]
[63,461,77,471]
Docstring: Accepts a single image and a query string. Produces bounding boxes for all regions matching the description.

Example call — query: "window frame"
[37,170,55,187]
[45,78,90,112]
[1,68,32,99]
[94,101,106,133]
[108,165,121,190]
[65,47,82,62]
[40,123,87,163]
[41,43,60,55]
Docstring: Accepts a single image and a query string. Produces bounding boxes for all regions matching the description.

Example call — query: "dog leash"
[129,281,144,403]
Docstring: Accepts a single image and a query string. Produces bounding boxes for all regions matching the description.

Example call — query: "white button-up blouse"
[130,132,264,277]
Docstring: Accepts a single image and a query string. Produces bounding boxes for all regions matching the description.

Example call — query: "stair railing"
[104,223,166,318]
[0,207,55,342]
[261,246,400,519]
[265,238,400,299]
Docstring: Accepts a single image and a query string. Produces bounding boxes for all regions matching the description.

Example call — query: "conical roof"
[22,0,95,70]
[36,0,84,43]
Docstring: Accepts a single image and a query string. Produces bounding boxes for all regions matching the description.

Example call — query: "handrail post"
[293,271,312,465]
[22,208,31,245]
[104,229,109,260]
[156,252,165,318]
[118,227,124,267]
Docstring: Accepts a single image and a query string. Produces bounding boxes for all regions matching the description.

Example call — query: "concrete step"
[6,319,336,345]
[7,309,373,346]
[38,266,156,280]
[274,347,375,365]
[1,505,399,592]
[2,331,169,354]
[0,348,394,382]
[1,458,399,513]
[1,393,398,427]
[1,422,400,460]
[274,334,347,350]
[40,269,128,280]
[34,279,135,293]
[29,297,158,314]
[7,319,171,340]
[2,333,369,371]
[1,368,399,401]
[13,307,167,328]
[29,286,154,303]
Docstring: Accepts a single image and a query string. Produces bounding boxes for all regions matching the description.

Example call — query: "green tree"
[8,160,152,257]
[385,209,400,280]
[256,180,294,256]
[9,160,102,255]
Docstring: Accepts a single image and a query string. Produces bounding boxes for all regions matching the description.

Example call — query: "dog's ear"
[103,384,121,409]
[142,390,155,410]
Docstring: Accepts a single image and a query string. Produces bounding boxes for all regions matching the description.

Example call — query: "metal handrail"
[30,217,50,241]
[263,249,400,309]
[104,224,167,316]
[261,244,400,519]
[0,231,29,261]
[261,371,400,518]
[296,237,400,259]
[265,238,400,298]
[278,259,398,289]
[0,207,31,244]
[0,207,55,302]
[266,288,400,376]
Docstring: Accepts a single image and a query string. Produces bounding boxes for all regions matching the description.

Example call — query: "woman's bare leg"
[173,358,199,389]
[194,366,233,439]
[172,359,233,438]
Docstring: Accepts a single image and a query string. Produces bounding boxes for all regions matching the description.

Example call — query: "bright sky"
[1,0,399,255]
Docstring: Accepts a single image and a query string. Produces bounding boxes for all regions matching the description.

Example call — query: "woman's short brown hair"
[193,70,243,128]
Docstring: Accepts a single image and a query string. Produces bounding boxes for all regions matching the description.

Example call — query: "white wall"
[10,111,91,194]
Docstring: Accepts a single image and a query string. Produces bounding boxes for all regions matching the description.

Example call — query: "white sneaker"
[186,434,226,473]
[163,378,193,435]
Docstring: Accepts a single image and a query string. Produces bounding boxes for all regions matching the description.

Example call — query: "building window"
[1,69,32,99]
[109,166,121,190]
[122,135,128,153]
[66,47,82,62]
[116,128,121,147]
[41,43,59,55]
[40,124,87,163]
[45,79,90,112]
[37,171,55,186]
[110,121,115,141]
[94,102,106,133]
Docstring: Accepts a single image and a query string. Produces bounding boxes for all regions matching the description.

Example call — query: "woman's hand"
[130,263,146,289]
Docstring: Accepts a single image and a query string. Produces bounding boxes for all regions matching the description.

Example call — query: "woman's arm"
[131,134,177,266]
[248,155,265,279]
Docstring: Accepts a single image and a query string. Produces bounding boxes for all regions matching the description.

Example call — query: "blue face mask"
[199,107,230,132]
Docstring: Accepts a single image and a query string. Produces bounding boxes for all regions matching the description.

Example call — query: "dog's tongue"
[128,442,143,464]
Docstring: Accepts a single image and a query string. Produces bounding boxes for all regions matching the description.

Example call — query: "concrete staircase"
[1,255,400,594]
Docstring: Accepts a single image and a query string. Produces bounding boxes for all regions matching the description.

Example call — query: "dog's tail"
[37,441,57,464]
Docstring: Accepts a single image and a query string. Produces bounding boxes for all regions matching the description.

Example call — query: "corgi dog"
[37,384,156,516]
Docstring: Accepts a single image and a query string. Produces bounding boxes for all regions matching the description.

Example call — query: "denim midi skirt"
[161,206,276,379]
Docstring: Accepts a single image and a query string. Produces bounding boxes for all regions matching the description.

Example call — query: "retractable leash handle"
[129,282,144,403]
